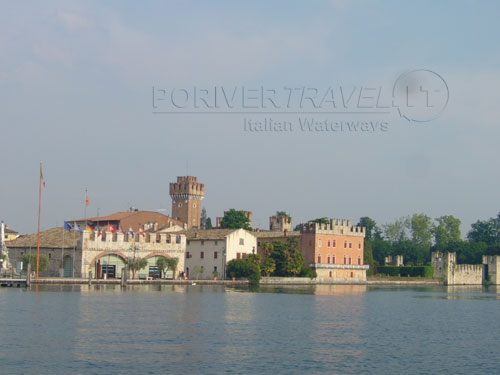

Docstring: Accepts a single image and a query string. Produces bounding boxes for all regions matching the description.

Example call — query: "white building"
[182,228,257,280]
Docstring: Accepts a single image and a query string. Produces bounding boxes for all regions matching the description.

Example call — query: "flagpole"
[84,188,88,227]
[36,161,42,279]
[61,222,65,278]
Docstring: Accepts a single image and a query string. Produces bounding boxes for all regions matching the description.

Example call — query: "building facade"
[183,228,257,280]
[169,176,205,229]
[5,227,186,279]
[299,219,368,281]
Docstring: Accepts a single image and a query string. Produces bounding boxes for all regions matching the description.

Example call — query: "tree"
[432,215,462,250]
[156,257,179,279]
[276,211,292,223]
[468,213,500,245]
[21,254,49,273]
[270,238,306,277]
[308,217,329,225]
[409,213,434,248]
[226,259,261,284]
[363,241,375,275]
[128,257,148,279]
[357,217,378,240]
[260,257,275,276]
[206,217,213,229]
[220,209,251,230]
[383,217,410,243]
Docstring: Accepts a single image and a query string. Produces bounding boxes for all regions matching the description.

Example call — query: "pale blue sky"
[1,0,500,234]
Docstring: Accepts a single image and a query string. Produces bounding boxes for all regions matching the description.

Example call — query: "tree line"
[359,212,500,273]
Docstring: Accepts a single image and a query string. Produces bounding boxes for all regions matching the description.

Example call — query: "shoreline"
[21,277,443,286]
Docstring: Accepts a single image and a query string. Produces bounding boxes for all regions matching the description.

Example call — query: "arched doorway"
[96,254,126,279]
[63,255,73,278]
[146,255,174,279]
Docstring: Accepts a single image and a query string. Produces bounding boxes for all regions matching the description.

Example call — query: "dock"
[0,278,28,287]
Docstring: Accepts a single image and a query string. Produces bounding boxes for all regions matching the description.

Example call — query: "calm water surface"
[0,284,499,375]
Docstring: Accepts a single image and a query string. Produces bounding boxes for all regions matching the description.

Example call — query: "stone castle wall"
[431,252,485,285]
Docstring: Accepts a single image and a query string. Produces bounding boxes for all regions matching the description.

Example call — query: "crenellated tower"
[169,176,205,229]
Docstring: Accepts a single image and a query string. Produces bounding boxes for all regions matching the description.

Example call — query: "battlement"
[269,215,292,232]
[169,176,205,198]
[300,218,365,237]
[83,231,185,245]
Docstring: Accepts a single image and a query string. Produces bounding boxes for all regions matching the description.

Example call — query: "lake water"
[0,284,499,375]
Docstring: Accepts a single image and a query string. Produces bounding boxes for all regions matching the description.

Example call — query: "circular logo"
[393,69,449,122]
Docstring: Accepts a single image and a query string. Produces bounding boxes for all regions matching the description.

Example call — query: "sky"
[1,0,500,235]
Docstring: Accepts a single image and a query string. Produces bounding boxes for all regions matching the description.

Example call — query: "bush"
[376,265,434,277]
[226,259,261,284]
[299,265,317,279]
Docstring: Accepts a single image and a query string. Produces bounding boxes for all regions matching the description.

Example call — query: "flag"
[118,225,124,234]
[40,167,46,188]
[97,225,102,237]
[108,223,117,233]
[85,194,89,207]
[64,221,72,232]
[74,222,83,233]
[139,227,145,237]
[85,225,93,233]
[129,227,135,238]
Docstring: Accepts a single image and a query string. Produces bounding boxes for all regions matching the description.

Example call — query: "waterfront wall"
[431,252,487,285]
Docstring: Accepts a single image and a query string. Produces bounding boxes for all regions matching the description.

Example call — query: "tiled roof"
[70,211,184,232]
[175,228,252,240]
[254,231,300,238]
[5,227,80,249]
[5,227,18,234]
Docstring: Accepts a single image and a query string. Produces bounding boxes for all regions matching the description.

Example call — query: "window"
[214,240,218,245]
[351,272,354,278]
[49,253,51,259]
[333,240,336,248]
[201,240,204,245]
[344,256,347,264]
[332,255,336,264]
[214,266,218,272]
[257,241,261,246]
[200,251,204,259]
[178,203,182,208]
[239,238,244,245]
[317,255,321,263]
[329,271,332,278]
[349,241,352,249]
[193,203,196,208]
[358,242,361,249]
[186,251,190,259]
[344,241,347,248]
[358,256,361,265]
[187,240,190,245]
[214,251,218,259]
[328,240,331,247]
[237,253,241,259]
[242,253,246,259]
[327,255,331,264]
[349,256,352,265]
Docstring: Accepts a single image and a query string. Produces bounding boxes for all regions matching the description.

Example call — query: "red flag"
[108,223,117,233]
[85,194,89,207]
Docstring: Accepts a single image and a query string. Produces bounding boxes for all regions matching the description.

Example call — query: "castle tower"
[169,176,205,229]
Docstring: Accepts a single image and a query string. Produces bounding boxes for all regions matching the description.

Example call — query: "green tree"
[260,257,275,276]
[308,217,329,225]
[363,241,375,275]
[432,215,462,250]
[206,217,213,229]
[468,213,500,245]
[270,238,306,276]
[357,217,378,241]
[226,259,261,284]
[383,217,409,243]
[128,257,148,279]
[220,209,252,230]
[21,254,49,273]
[409,213,434,248]
[156,257,179,279]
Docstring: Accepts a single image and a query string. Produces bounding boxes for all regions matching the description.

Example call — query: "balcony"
[310,263,370,270]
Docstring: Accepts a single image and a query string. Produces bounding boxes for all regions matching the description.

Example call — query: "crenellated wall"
[431,252,485,285]
[80,231,186,278]
[300,218,365,237]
